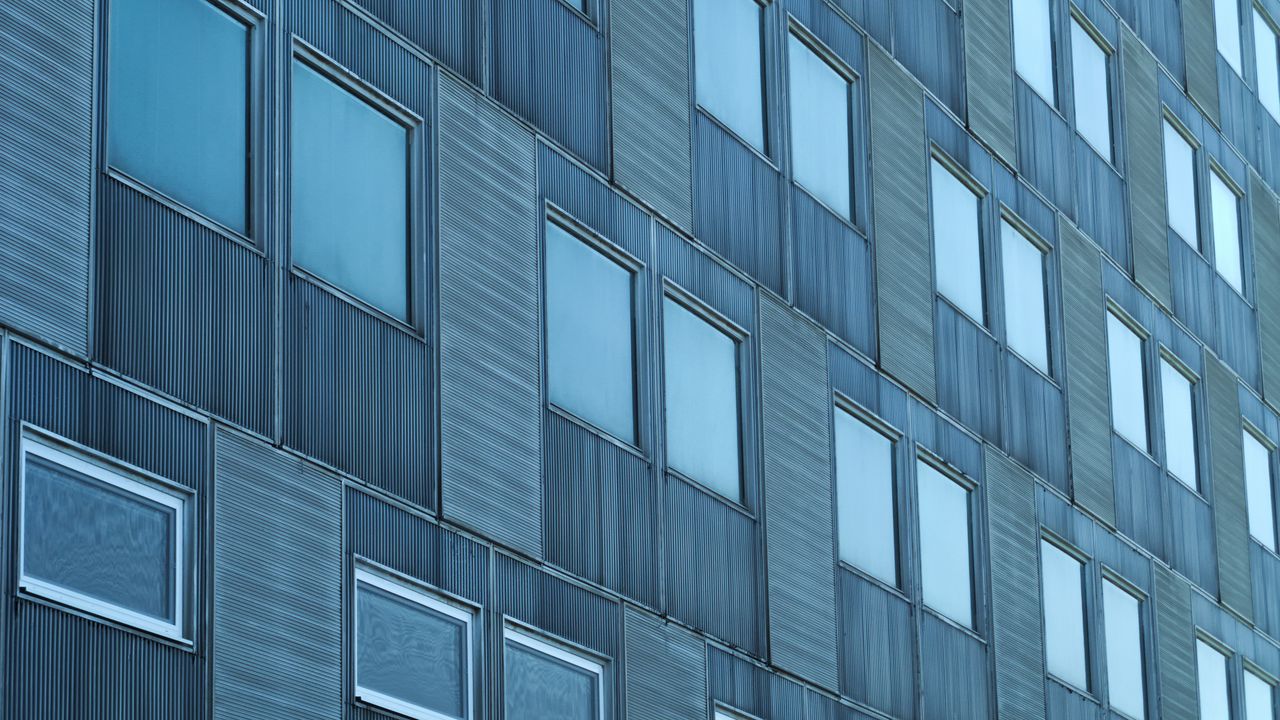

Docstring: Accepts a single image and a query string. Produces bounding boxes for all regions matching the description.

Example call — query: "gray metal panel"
[1059,218,1116,525]
[1181,0,1221,127]
[759,294,838,690]
[838,570,915,718]
[1123,27,1172,309]
[1205,354,1254,619]
[869,46,936,403]
[1252,172,1280,404]
[610,0,692,230]
[962,0,1016,166]
[437,75,543,559]
[919,612,991,720]
[624,605,707,720]
[0,0,93,356]
[1155,565,1198,720]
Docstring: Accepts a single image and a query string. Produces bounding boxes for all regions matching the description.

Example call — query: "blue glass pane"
[1040,541,1088,691]
[931,160,984,324]
[1103,580,1145,719]
[1244,431,1277,551]
[1106,312,1149,452]
[546,223,635,442]
[358,585,466,718]
[834,410,896,584]
[1196,640,1231,720]
[1001,223,1049,374]
[1160,359,1198,489]
[292,61,410,320]
[108,0,248,232]
[505,643,598,720]
[1245,671,1274,720]
[917,461,972,628]
[1164,121,1199,249]
[788,35,851,219]
[1070,20,1112,162]
[694,0,765,151]
[1013,0,1055,102]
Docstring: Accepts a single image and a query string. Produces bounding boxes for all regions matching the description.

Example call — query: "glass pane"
[23,456,175,622]
[834,410,896,585]
[1164,121,1199,249]
[1244,430,1277,551]
[1107,312,1149,452]
[1041,541,1088,691]
[1103,580,1145,719]
[788,35,851,219]
[931,160,985,324]
[663,298,741,501]
[505,642,598,720]
[1001,222,1049,374]
[1256,10,1280,122]
[1210,173,1244,292]
[292,61,409,320]
[1013,0,1055,102]
[1071,20,1112,162]
[917,461,973,628]
[1196,639,1231,720]
[694,0,765,151]
[1245,671,1274,720]
[546,223,635,442]
[1160,359,1198,489]
[108,0,248,232]
[357,584,466,718]
[1217,0,1243,73]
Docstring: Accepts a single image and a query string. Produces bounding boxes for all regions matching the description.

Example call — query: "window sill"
[1046,675,1099,705]
[288,267,423,340]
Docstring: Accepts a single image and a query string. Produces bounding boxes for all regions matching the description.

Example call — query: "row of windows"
[1197,636,1276,720]
[1218,0,1280,130]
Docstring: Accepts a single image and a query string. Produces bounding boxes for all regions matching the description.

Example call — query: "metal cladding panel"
[0,0,92,356]
[623,606,707,720]
[610,0,692,230]
[213,430,342,720]
[1046,680,1100,719]
[984,447,1046,720]
[791,187,876,357]
[1059,219,1115,525]
[538,143,654,263]
[935,301,1002,444]
[1181,0,1221,127]
[1155,565,1198,720]
[1217,57,1255,164]
[348,0,479,82]
[1168,233,1218,344]
[1214,280,1260,391]
[1111,0,1185,80]
[1003,352,1068,493]
[437,76,543,558]
[1112,435,1167,561]
[893,0,964,118]
[1016,82,1076,218]
[1123,26,1172,307]
[1191,594,1280,677]
[759,295,838,690]
[962,0,1016,165]
[1206,355,1254,619]
[1165,467,1219,594]
[1251,173,1280,402]
[869,46,936,403]
[493,553,619,658]
[1075,139,1129,271]
[708,646,809,720]
[1251,543,1280,639]
[838,571,915,719]
[919,612,990,720]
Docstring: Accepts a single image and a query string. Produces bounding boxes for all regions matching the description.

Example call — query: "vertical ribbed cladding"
[1218,56,1256,164]
[838,570,914,719]
[790,187,876,357]
[1076,144,1130,271]
[1192,593,1280,676]
[1214,280,1261,390]
[1168,237,1217,354]
[1112,435,1168,559]
[1251,543,1280,639]
[623,605,706,720]
[1206,354,1255,619]
[0,0,93,358]
[1002,353,1069,493]
[492,553,619,658]
[962,0,1016,166]
[1122,24,1170,305]
[707,646,805,720]
[1250,173,1280,402]
[1181,0,1221,127]
[891,0,964,118]
[1155,564,1198,720]
[1110,0,1185,80]
[918,612,990,720]
[934,302,1002,445]
[1015,82,1077,219]
[347,0,479,83]
[1165,473,1219,595]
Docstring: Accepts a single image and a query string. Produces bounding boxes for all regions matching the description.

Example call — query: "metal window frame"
[1104,302,1153,456]
[1242,420,1280,551]
[832,396,902,588]
[1157,348,1203,493]
[914,451,978,631]
[998,211,1054,378]
[691,0,774,159]
[1038,533,1093,695]
[928,149,990,328]
[784,17,857,223]
[502,624,606,720]
[1098,569,1149,720]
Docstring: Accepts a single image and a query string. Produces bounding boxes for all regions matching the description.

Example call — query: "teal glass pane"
[1103,580,1145,719]
[834,409,896,585]
[1001,222,1049,374]
[1196,640,1231,720]
[357,584,466,718]
[931,159,984,324]
[788,35,851,219]
[505,643,598,720]
[1107,312,1149,452]
[1041,540,1088,691]
[694,0,765,151]
[917,461,972,628]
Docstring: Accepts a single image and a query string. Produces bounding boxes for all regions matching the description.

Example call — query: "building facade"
[2,0,1280,717]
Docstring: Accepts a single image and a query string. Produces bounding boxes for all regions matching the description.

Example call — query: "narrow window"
[1107,311,1149,453]
[355,568,474,720]
[1216,0,1243,75]
[1244,429,1278,551]
[545,221,635,443]
[917,460,973,629]
[1256,9,1280,122]
[1071,19,1112,162]
[108,0,250,232]
[1163,120,1200,250]
[663,297,741,502]
[694,0,766,152]
[1196,639,1232,720]
[1210,171,1244,293]
[1103,579,1145,719]
[834,408,896,585]
[1041,540,1088,691]
[1001,221,1050,374]
[19,439,189,640]
[504,629,603,720]
[930,159,984,324]
[1013,0,1056,103]
[1245,670,1275,720]
[788,34,852,219]
[1160,358,1198,489]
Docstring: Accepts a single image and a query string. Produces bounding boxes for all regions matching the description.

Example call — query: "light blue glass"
[834,409,896,585]
[1071,20,1112,162]
[1164,121,1200,250]
[546,223,635,442]
[1216,0,1243,74]
[931,160,985,324]
[1107,312,1149,452]
[788,35,851,219]
[1245,670,1274,720]
[917,461,972,628]
[1255,10,1280,122]
[108,0,248,232]
[694,0,766,151]
[1041,540,1088,691]
[357,585,466,718]
[1160,359,1198,489]
[292,61,410,320]
[1013,0,1055,103]
[1001,222,1049,374]
[505,643,598,720]
[1210,172,1244,292]
[1196,640,1231,720]
[1103,580,1145,719]
[1244,431,1277,551]
[663,298,741,502]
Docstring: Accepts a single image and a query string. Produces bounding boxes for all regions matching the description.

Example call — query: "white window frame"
[18,435,189,642]
[504,626,606,720]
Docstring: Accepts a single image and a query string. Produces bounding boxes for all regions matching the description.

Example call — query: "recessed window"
[1160,358,1198,489]
[834,408,896,585]
[1164,120,1200,250]
[663,296,741,502]
[1041,540,1088,691]
[19,439,189,641]
[1244,429,1278,551]
[355,568,474,720]
[504,629,604,720]
[930,159,984,324]
[694,0,766,152]
[1256,9,1280,122]
[1210,171,1244,293]
[1071,19,1112,162]
[545,221,636,443]
[1245,669,1275,720]
[291,59,411,320]
[108,0,250,233]
[788,33,852,219]
[1196,639,1232,720]
[1107,311,1149,452]
[917,460,973,629]
[1013,0,1056,103]
[1102,579,1145,719]
[1001,221,1050,374]
[1216,0,1243,75]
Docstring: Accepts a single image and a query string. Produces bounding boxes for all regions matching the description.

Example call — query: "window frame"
[1013,0,1058,105]
[1216,0,1245,75]
[1243,661,1278,720]
[1099,568,1148,720]
[915,451,979,632]
[692,0,772,157]
[785,20,857,222]
[1255,6,1280,123]
[1158,348,1201,492]
[1162,113,1202,251]
[1039,533,1092,694]
[1105,304,1152,455]
[1207,163,1247,296]
[929,149,989,327]
[1068,10,1115,163]
[999,210,1053,378]
[1195,633,1236,720]
[503,624,606,720]
[1243,421,1279,552]
[832,394,902,589]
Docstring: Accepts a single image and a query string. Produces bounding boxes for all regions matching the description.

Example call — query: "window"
[694,0,766,152]
[1071,19,1112,162]
[504,629,603,720]
[1210,171,1244,293]
[1196,639,1232,720]
[1244,429,1277,551]
[834,408,896,585]
[663,296,741,502]
[1103,579,1145,719]
[19,439,189,640]
[1256,9,1280,122]
[355,568,474,720]
[1041,540,1088,691]
[108,0,250,233]
[1014,0,1055,103]
[930,159,984,324]
[1216,0,1243,75]
[1245,670,1275,720]
[1107,311,1149,452]
[917,460,973,629]
[1164,120,1200,250]
[292,59,411,320]
[788,33,852,219]
[1160,358,1198,489]
[545,221,635,443]
[1001,221,1050,374]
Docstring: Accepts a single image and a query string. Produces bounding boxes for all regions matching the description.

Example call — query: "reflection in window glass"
[1160,359,1198,489]
[1041,540,1088,691]
[834,409,896,585]
[1071,19,1112,162]
[1013,0,1055,103]
[930,160,984,324]
[1107,312,1149,452]
[1210,172,1244,292]
[1164,120,1199,249]
[504,632,601,720]
[1244,430,1278,551]
[1103,579,1145,719]
[1196,639,1231,720]
[788,35,851,219]
[1001,222,1049,374]
[918,461,973,628]
[1256,9,1280,122]
[694,0,765,152]
[1216,0,1243,74]
[1245,670,1275,720]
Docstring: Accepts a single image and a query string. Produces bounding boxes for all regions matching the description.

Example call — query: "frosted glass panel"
[918,462,972,628]
[1013,0,1055,102]
[788,35,851,219]
[1245,671,1274,720]
[694,0,765,151]
[1041,541,1088,691]
[1160,360,1198,489]
[1103,580,1145,719]
[834,409,896,585]
[1001,222,1049,374]
[1107,312,1149,452]
[1210,173,1244,292]
[1196,640,1231,720]
[931,160,985,324]
[1244,430,1277,551]
[1071,20,1112,161]
[357,584,466,718]
[1256,10,1280,122]
[1164,121,1199,249]
[1217,0,1243,73]
[505,642,598,720]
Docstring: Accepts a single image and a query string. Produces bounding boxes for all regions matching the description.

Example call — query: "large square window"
[1164,120,1200,250]
[1013,0,1056,103]
[108,0,250,233]
[1107,311,1149,452]
[1103,579,1145,719]
[1216,0,1243,75]
[1245,670,1275,720]
[1210,171,1244,293]
[504,629,603,720]
[917,460,973,629]
[1160,358,1199,489]
[1196,639,1232,720]
[788,34,852,219]
[694,0,766,152]
[292,59,411,320]
[1256,10,1280,122]
[1041,540,1088,691]
[931,159,984,324]
[1071,19,1112,162]
[834,408,896,585]
[1001,221,1050,374]
[1244,429,1278,551]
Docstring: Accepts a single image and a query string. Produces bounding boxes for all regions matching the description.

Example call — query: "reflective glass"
[931,160,984,324]
[1103,580,1145,719]
[1071,20,1112,162]
[834,409,896,585]
[1001,222,1049,374]
[357,583,467,718]
[1164,121,1199,249]
[1013,0,1055,103]
[918,461,973,628]
[1041,540,1088,691]
[1160,359,1198,489]
[1210,172,1244,292]
[1217,0,1243,74]
[694,0,765,151]
[1245,670,1274,720]
[1256,10,1280,122]
[1107,312,1149,452]
[1196,640,1231,720]
[1244,430,1277,551]
[108,0,249,232]
[505,641,598,720]
[788,35,851,219]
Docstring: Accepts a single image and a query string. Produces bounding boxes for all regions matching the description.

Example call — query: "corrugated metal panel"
[1181,0,1220,127]
[962,0,1016,166]
[1217,56,1255,164]
[708,646,808,720]
[437,75,543,558]
[1251,173,1280,403]
[1155,564,1197,720]
[0,0,93,356]
[791,187,876,357]
[1112,434,1168,561]
[1045,679,1100,720]
[492,553,619,658]
[623,606,706,720]
[1016,82,1076,219]
[868,45,936,403]
[212,429,341,720]
[893,0,964,118]
[348,0,479,82]
[1166,472,1218,594]
[1111,0,1185,80]
[1251,543,1280,640]
[1168,232,1218,345]
[935,301,1002,444]
[1214,280,1260,390]
[610,0,692,230]
[838,571,915,719]
[919,612,990,720]
[1123,26,1170,304]
[1002,353,1068,493]
[1075,138,1129,271]
[1205,354,1254,619]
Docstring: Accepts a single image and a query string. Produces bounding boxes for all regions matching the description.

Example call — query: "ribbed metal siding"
[1155,565,1198,720]
[1251,543,1280,640]
[935,301,1002,444]
[0,0,93,357]
[1166,467,1218,594]
[1113,434,1168,560]
[623,605,706,720]
[493,553,619,658]
[962,0,1016,166]
[1003,352,1069,493]
[838,570,915,719]
[791,187,876,357]
[1205,355,1254,619]
[349,0,479,82]
[212,429,341,720]
[893,0,964,118]
[1075,138,1130,271]
[1123,26,1172,306]
[919,612,990,720]
[1251,173,1280,403]
[1016,82,1076,219]
[1181,0,1221,127]
[437,76,543,559]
